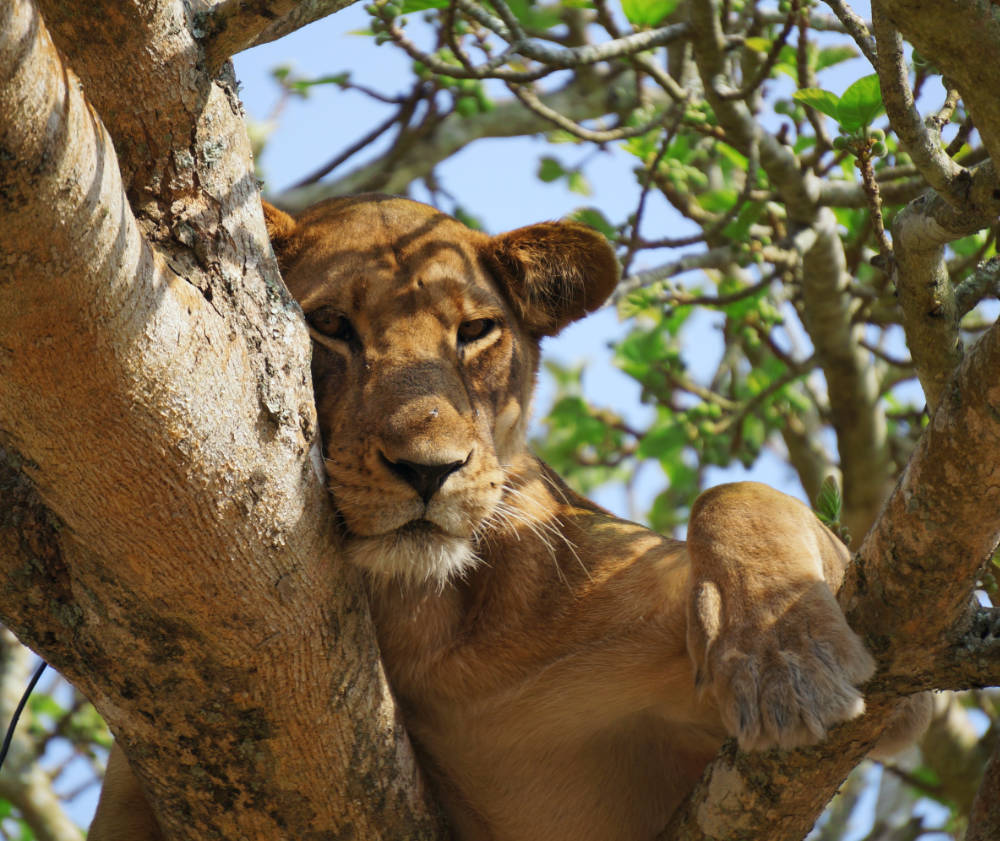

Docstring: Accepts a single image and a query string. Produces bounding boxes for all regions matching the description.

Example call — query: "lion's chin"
[344,521,479,587]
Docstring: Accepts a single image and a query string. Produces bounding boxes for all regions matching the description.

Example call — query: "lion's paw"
[689,580,875,751]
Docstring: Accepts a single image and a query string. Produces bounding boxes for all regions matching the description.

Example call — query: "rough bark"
[197,0,360,71]
[0,1,445,839]
[873,0,1000,166]
[890,162,1000,411]
[967,735,1000,841]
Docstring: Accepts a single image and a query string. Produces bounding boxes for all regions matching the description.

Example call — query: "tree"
[2,0,1000,839]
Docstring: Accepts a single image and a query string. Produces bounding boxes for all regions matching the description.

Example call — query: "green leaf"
[715,142,747,171]
[567,170,591,196]
[696,189,738,213]
[836,74,884,131]
[815,475,843,527]
[621,0,679,26]
[816,45,858,72]
[906,765,942,789]
[537,156,565,183]
[453,206,484,231]
[793,88,841,121]
[506,0,562,29]
[568,207,617,240]
[743,37,771,53]
[400,0,448,10]
[722,200,765,241]
[28,692,65,720]
[637,418,686,460]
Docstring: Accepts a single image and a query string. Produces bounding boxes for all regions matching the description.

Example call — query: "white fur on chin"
[345,528,480,587]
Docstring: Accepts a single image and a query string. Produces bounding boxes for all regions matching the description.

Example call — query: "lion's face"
[264,195,618,584]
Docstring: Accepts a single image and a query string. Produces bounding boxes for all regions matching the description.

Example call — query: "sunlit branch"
[890,162,1000,410]
[871,8,967,206]
[200,0,360,68]
[955,257,1000,317]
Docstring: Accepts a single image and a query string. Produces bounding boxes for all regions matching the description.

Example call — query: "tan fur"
[92,195,928,841]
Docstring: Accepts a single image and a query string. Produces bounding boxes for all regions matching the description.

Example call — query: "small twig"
[880,763,945,799]
[591,0,690,103]
[930,87,961,131]
[286,94,420,190]
[947,229,995,280]
[443,0,479,73]
[506,83,666,142]
[719,3,797,101]
[855,149,894,269]
[665,276,774,308]
[945,115,975,157]
[756,9,857,33]
[614,242,799,301]
[859,338,913,368]
[622,129,678,278]
[713,358,815,438]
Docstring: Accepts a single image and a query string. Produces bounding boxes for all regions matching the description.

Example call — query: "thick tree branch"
[33,0,214,209]
[890,162,1000,410]
[873,0,1000,166]
[872,8,967,205]
[198,0,359,71]
[798,211,890,541]
[0,2,445,838]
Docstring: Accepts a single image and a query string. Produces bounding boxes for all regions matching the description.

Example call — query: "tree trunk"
[0,0,445,838]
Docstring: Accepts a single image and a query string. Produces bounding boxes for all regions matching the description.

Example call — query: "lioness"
[92,195,923,841]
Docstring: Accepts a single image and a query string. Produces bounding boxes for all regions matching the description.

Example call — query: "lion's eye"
[307,306,358,345]
[458,318,497,345]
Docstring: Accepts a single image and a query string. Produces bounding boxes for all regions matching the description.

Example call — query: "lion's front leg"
[685,481,875,750]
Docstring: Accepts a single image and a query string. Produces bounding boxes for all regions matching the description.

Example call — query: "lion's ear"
[261,201,299,268]
[484,221,619,338]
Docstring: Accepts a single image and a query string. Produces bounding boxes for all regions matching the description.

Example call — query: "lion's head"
[264,195,618,584]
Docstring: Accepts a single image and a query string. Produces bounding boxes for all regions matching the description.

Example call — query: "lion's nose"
[379,452,469,503]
